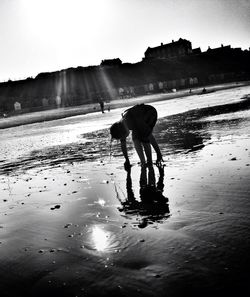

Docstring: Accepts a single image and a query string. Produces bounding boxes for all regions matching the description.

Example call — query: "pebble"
[51,205,61,210]
[154,274,161,278]
[64,223,72,228]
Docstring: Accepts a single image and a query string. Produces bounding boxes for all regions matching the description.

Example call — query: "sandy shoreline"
[0,81,249,130]
[0,86,250,297]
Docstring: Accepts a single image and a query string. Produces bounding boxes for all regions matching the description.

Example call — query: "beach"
[0,81,248,130]
[0,84,250,297]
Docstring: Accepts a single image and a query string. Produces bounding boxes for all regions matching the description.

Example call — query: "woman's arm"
[120,138,129,161]
[120,138,131,170]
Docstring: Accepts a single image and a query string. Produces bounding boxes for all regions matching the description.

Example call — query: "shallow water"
[0,86,250,297]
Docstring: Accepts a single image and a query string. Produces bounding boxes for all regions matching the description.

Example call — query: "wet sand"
[0,87,250,297]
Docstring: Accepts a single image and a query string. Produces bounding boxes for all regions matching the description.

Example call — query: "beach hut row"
[208,72,241,83]
[118,77,199,98]
[7,77,199,112]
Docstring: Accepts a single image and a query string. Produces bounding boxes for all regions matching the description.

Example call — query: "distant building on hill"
[144,38,192,60]
[101,58,122,67]
[206,44,232,54]
[192,47,202,55]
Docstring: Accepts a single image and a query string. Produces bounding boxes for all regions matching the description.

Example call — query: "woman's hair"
[110,121,128,140]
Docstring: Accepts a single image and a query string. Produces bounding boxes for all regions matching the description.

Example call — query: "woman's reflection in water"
[118,165,170,228]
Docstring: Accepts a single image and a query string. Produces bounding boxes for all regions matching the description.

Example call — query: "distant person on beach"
[110,104,163,170]
[99,101,104,113]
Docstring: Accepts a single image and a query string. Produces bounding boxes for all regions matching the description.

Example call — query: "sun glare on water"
[97,198,106,207]
[92,225,109,252]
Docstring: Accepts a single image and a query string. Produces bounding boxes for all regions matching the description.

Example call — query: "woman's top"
[122,104,157,142]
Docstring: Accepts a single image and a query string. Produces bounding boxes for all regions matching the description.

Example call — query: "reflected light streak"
[92,225,109,252]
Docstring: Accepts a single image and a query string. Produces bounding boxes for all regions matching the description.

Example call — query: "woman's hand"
[156,155,164,167]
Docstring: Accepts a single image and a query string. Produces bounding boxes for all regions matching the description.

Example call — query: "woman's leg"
[148,133,162,161]
[142,142,153,166]
[133,139,146,165]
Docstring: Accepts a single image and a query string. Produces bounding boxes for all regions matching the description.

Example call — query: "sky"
[0,0,249,82]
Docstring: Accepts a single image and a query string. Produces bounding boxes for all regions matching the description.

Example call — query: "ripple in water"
[82,224,125,254]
